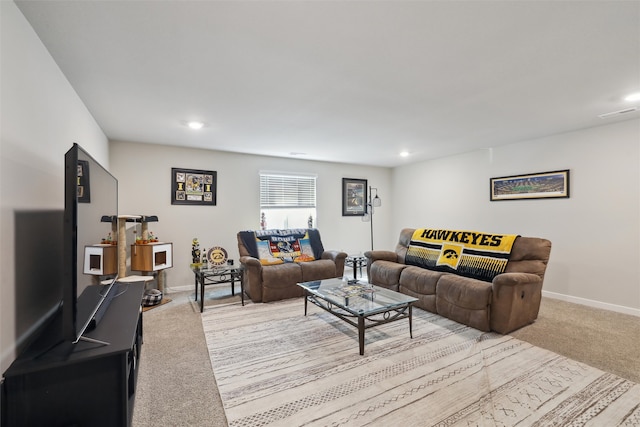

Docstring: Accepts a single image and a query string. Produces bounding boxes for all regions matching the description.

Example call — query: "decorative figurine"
[192,238,201,265]
[260,212,266,230]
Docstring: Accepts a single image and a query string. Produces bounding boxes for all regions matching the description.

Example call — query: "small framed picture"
[342,178,367,216]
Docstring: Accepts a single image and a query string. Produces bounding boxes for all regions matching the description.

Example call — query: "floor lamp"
[362,186,381,251]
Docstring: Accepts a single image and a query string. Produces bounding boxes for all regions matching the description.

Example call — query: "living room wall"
[1,2,110,372]
[391,118,640,315]
[109,141,392,290]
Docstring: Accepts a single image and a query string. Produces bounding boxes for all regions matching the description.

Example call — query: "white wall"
[109,141,392,290]
[392,119,640,315]
[1,2,109,372]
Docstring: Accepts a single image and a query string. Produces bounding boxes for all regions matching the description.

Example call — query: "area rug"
[202,299,640,426]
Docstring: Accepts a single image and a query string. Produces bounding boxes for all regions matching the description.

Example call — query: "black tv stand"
[2,282,144,427]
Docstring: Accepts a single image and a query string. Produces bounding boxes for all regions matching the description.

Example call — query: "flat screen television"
[63,143,118,343]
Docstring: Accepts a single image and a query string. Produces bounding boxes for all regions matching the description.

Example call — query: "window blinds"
[260,174,316,208]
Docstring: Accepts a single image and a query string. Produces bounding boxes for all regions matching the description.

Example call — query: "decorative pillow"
[294,238,316,263]
[265,236,301,263]
[257,240,284,265]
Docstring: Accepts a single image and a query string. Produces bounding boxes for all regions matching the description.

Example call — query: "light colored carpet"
[132,288,232,427]
[203,299,640,427]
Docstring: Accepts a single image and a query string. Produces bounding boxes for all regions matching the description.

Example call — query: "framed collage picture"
[171,168,217,206]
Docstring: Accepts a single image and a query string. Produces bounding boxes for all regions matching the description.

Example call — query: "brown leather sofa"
[365,228,552,334]
[238,229,347,303]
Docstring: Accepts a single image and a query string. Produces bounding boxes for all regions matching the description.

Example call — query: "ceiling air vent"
[598,106,639,119]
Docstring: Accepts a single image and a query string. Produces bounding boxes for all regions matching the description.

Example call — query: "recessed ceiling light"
[399,151,410,157]
[187,121,204,130]
[624,92,640,102]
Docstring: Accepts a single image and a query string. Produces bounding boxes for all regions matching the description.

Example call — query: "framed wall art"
[490,169,570,201]
[171,168,217,206]
[342,178,367,216]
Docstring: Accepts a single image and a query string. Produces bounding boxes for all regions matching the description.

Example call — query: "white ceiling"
[15,0,640,167]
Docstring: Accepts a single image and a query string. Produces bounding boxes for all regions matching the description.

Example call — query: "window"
[259,172,317,229]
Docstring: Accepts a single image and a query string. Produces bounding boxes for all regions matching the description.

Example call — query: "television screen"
[64,144,118,343]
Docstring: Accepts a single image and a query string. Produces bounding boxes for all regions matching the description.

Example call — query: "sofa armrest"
[239,255,263,302]
[321,250,348,277]
[490,272,543,334]
[239,255,262,269]
[493,272,542,292]
[364,250,398,263]
[364,250,400,280]
[321,250,348,262]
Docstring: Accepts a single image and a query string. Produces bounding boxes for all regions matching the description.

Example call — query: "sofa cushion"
[261,263,303,302]
[436,274,492,331]
[398,266,443,313]
[299,259,337,282]
[370,260,406,291]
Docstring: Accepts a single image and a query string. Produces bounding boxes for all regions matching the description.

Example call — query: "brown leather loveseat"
[365,228,552,334]
[238,228,347,303]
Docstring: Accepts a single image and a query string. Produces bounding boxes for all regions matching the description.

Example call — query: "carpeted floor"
[203,299,640,426]
[132,283,640,426]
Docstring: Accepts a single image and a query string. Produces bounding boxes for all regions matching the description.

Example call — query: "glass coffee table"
[297,278,418,355]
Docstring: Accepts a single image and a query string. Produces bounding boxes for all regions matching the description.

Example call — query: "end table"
[190,265,244,312]
[345,255,367,280]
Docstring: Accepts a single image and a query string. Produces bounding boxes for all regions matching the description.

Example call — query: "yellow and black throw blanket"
[239,229,324,265]
[405,228,519,282]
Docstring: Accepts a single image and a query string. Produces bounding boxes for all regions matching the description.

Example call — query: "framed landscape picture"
[342,178,367,216]
[490,169,570,201]
[171,168,217,206]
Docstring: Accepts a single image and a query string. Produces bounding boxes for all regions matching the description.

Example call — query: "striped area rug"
[202,299,640,426]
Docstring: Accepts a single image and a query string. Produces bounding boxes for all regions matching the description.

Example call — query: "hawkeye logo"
[207,246,228,266]
[436,244,462,269]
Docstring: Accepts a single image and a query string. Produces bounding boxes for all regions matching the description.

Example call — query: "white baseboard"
[166,284,194,293]
[542,290,640,317]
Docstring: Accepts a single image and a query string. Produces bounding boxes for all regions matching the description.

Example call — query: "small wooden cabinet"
[84,244,118,276]
[130,242,173,272]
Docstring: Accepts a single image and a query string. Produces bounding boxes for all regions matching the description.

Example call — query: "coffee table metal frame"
[190,265,244,312]
[298,278,418,355]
